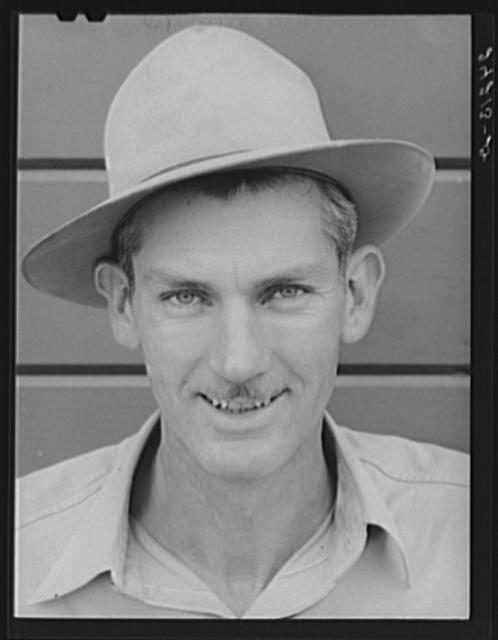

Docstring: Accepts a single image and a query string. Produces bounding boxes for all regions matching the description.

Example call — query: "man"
[16,25,469,618]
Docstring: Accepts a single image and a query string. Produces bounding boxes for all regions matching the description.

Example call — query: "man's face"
[126,182,348,481]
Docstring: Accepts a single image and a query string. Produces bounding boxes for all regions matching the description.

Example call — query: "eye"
[172,291,198,305]
[262,284,310,305]
[159,290,208,306]
[272,285,306,300]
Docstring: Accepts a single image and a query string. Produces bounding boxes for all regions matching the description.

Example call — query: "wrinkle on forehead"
[141,261,337,292]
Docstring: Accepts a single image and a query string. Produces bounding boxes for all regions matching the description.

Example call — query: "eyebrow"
[253,264,332,291]
[142,263,332,291]
[142,270,213,291]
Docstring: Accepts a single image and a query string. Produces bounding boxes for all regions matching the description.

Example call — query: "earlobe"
[341,245,385,344]
[94,262,140,349]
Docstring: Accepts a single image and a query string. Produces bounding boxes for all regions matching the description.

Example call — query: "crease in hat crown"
[104,25,331,197]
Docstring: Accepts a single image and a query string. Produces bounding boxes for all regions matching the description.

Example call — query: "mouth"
[199,390,286,415]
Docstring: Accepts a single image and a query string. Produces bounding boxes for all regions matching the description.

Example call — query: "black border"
[3,6,496,640]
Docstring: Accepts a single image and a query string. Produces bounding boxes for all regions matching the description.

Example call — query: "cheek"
[272,299,344,354]
[134,310,209,388]
[269,305,343,387]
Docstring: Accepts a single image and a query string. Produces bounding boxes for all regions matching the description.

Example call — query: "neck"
[131,419,335,614]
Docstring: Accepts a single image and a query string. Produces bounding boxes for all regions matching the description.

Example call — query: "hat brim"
[22,139,435,308]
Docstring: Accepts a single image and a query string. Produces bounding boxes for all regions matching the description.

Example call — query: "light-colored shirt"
[15,411,469,618]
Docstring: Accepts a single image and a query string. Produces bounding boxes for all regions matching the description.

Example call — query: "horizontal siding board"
[18,178,109,255]
[15,377,470,476]
[344,175,471,364]
[19,14,470,158]
[17,174,470,365]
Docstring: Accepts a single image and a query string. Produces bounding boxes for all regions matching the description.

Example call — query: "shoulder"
[15,443,122,609]
[337,428,469,609]
[337,426,470,571]
[16,443,119,529]
[338,426,469,489]
[336,425,469,530]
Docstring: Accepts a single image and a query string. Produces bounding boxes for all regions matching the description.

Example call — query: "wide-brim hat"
[22,25,435,308]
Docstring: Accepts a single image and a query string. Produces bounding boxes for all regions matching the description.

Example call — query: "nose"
[208,301,271,384]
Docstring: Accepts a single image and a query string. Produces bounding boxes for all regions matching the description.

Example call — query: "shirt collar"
[323,412,412,586]
[29,410,411,604]
[29,411,161,604]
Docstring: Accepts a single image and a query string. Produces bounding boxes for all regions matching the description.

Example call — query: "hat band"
[141,148,251,183]
[137,150,355,204]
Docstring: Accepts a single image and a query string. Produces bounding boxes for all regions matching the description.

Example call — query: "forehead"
[132,180,337,277]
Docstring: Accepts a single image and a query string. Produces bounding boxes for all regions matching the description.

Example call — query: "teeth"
[202,394,279,413]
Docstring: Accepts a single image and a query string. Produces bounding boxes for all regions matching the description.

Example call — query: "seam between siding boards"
[17,157,471,171]
[15,364,471,376]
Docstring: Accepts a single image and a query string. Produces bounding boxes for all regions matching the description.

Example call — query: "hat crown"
[104,26,331,196]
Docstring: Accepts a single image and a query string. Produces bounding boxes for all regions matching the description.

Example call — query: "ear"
[94,262,140,350]
[341,245,386,344]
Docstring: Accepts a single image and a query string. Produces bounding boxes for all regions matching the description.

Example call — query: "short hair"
[108,168,358,295]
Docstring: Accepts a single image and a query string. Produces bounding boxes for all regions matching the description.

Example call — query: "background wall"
[16,14,471,476]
